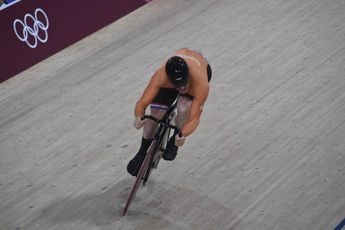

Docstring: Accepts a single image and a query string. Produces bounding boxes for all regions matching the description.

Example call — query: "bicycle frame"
[142,114,177,184]
[122,95,181,216]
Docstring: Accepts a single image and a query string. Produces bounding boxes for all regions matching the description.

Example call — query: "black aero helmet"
[165,56,189,88]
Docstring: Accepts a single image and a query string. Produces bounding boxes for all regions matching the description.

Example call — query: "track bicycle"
[122,95,181,216]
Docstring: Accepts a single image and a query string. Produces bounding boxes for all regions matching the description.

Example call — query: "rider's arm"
[134,69,163,118]
[181,86,209,137]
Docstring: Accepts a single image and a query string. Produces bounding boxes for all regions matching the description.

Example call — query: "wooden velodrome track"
[1,0,345,229]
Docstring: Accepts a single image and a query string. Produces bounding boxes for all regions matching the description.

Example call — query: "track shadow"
[31,178,237,229]
[124,180,239,230]
[30,178,132,228]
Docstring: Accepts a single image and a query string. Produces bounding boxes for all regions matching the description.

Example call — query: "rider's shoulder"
[174,48,202,57]
[151,67,168,86]
[174,48,188,53]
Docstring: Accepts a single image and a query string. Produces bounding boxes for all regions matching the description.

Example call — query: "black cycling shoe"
[127,151,146,176]
[162,138,178,161]
[127,138,153,176]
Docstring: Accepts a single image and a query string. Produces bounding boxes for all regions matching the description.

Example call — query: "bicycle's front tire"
[122,140,157,216]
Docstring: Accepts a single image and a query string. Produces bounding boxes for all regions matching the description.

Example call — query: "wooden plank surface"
[1,0,345,229]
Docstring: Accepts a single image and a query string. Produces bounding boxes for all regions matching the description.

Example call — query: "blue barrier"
[4,0,17,3]
[335,218,345,230]
[0,0,20,10]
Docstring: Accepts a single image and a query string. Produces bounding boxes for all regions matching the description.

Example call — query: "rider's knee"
[177,96,192,116]
[175,97,192,127]
[142,107,166,139]
[150,108,166,119]
[143,120,157,139]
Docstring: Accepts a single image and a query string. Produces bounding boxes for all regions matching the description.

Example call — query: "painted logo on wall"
[13,8,49,48]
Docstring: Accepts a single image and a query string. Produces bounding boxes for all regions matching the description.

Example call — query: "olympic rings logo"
[13,8,49,49]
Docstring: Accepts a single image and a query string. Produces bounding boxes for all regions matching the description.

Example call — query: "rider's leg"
[163,96,192,161]
[142,108,166,139]
[127,88,178,175]
[175,95,193,128]
[127,107,167,176]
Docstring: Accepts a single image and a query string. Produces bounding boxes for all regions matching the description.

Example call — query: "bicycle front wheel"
[122,140,157,215]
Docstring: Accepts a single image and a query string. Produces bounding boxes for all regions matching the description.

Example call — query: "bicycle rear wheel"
[122,140,157,216]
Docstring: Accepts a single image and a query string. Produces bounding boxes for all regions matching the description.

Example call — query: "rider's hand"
[133,117,144,129]
[174,135,186,147]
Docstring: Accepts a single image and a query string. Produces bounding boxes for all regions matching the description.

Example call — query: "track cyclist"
[127,48,212,176]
